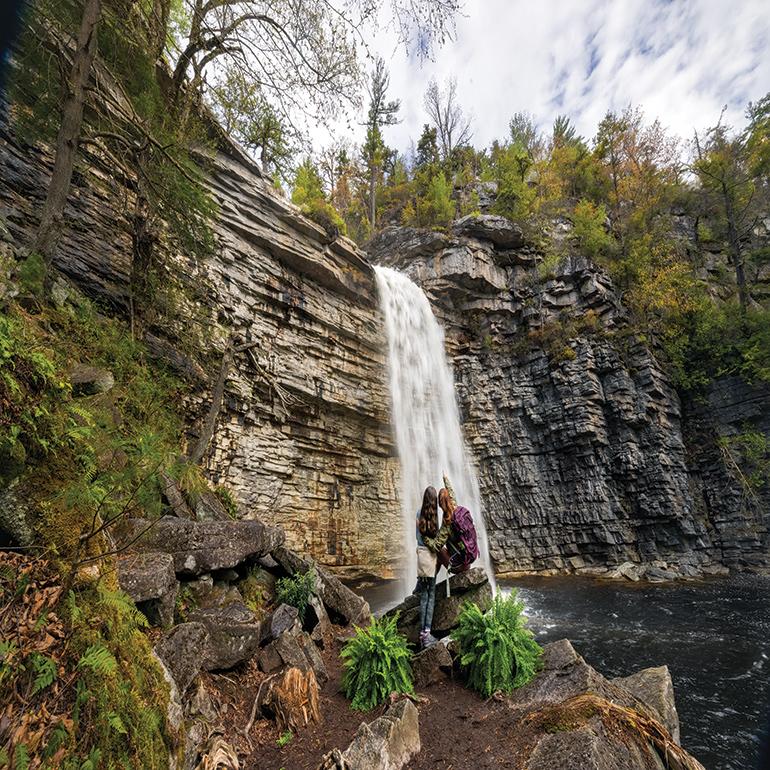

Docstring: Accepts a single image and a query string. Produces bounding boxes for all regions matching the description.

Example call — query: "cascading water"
[374,265,496,593]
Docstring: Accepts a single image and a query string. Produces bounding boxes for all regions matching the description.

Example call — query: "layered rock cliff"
[369,217,770,578]
[0,120,398,579]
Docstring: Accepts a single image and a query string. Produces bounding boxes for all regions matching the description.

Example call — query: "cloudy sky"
[333,0,770,155]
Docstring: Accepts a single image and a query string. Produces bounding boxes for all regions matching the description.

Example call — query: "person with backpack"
[415,486,441,649]
[435,474,480,574]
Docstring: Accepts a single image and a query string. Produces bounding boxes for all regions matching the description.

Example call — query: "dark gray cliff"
[369,216,770,578]
[0,121,399,579]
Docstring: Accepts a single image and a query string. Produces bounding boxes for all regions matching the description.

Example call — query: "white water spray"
[375,266,496,593]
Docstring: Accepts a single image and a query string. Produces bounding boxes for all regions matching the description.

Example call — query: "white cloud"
[313,0,770,154]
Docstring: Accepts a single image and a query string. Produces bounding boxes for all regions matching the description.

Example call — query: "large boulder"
[411,642,453,689]
[452,214,525,249]
[117,552,178,626]
[154,622,209,695]
[319,699,420,770]
[116,516,284,576]
[273,546,370,626]
[385,567,492,644]
[258,630,328,685]
[613,666,680,744]
[187,602,262,670]
[68,364,114,396]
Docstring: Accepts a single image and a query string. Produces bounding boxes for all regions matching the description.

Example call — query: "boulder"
[617,561,644,582]
[272,546,370,626]
[527,718,668,770]
[117,552,178,626]
[187,602,262,670]
[386,568,492,643]
[452,214,525,249]
[308,594,332,647]
[68,364,115,396]
[259,630,328,685]
[319,699,420,770]
[612,666,680,744]
[154,622,209,694]
[116,516,284,576]
[189,489,232,522]
[262,603,301,643]
[160,472,195,519]
[411,642,453,688]
[645,566,678,583]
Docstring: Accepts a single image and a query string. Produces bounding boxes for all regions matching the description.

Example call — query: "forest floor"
[205,630,539,770]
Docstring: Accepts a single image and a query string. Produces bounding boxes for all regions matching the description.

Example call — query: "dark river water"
[362,575,770,770]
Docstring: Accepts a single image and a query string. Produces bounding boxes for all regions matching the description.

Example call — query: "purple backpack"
[451,506,479,571]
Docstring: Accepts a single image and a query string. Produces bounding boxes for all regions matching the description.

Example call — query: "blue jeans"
[416,576,436,632]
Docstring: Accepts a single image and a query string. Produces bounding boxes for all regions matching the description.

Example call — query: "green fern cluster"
[454,591,543,698]
[341,614,414,711]
[275,570,315,622]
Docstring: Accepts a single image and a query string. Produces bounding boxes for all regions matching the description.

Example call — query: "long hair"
[438,487,455,525]
[418,486,438,539]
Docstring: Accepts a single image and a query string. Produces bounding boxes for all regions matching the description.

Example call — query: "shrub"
[454,591,542,698]
[275,570,315,622]
[341,614,413,711]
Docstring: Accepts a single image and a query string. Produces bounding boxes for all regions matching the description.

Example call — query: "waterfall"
[374,266,496,593]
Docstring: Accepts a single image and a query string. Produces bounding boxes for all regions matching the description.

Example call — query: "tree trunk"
[369,162,376,231]
[32,0,101,279]
[723,182,749,313]
[150,0,171,60]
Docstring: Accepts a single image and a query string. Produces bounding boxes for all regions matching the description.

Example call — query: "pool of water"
[363,574,770,770]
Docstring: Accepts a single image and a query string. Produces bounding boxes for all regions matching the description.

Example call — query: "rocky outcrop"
[117,552,178,626]
[369,223,770,578]
[115,516,283,575]
[187,603,262,670]
[509,640,703,770]
[385,567,492,643]
[0,117,399,579]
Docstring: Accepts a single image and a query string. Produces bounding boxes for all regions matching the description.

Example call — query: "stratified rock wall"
[0,121,398,579]
[369,218,770,577]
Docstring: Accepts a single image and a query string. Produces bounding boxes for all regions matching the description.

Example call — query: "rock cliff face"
[369,217,770,578]
[0,121,398,579]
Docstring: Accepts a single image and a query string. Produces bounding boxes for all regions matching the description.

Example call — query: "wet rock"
[645,566,678,583]
[117,552,178,626]
[187,602,261,670]
[116,516,284,576]
[613,666,680,744]
[319,699,420,770]
[412,642,453,688]
[154,622,209,694]
[68,364,115,396]
[617,562,644,582]
[272,546,370,626]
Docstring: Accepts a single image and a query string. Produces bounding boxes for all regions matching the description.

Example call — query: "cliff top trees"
[362,57,400,231]
[424,76,472,167]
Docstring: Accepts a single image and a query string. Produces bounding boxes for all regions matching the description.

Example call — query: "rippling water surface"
[504,575,770,770]
[363,575,770,770]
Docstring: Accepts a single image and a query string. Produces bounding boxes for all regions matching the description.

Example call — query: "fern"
[30,652,57,694]
[454,591,542,698]
[13,743,29,770]
[341,614,413,711]
[275,570,316,622]
[77,644,117,675]
[107,712,128,735]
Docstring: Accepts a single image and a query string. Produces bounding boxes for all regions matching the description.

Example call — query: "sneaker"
[421,632,439,649]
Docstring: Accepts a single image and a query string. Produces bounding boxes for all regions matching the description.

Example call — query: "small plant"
[276,730,293,747]
[240,566,270,618]
[213,485,238,519]
[341,614,413,711]
[275,570,315,622]
[454,590,542,698]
